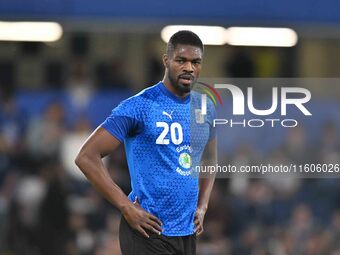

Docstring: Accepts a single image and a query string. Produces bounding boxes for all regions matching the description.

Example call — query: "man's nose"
[183,61,194,73]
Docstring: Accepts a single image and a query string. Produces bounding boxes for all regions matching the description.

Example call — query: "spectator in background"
[37,162,69,255]
[0,170,17,253]
[282,125,310,164]
[0,90,26,173]
[264,149,300,197]
[330,211,340,249]
[94,213,122,255]
[228,143,261,196]
[67,59,95,115]
[26,101,65,161]
[315,121,340,164]
[289,204,316,254]
[61,117,92,181]
[5,164,47,255]
[0,90,26,151]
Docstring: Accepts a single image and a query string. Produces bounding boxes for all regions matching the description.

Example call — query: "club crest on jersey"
[178,152,192,169]
[195,109,204,124]
[175,145,193,176]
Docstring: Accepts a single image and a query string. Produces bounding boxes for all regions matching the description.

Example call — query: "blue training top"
[101,81,215,236]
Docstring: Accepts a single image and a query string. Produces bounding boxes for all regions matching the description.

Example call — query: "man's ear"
[162,54,169,68]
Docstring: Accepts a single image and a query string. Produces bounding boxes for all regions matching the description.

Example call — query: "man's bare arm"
[194,138,217,235]
[75,127,162,237]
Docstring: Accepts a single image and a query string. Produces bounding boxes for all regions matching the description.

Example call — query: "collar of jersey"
[158,82,190,104]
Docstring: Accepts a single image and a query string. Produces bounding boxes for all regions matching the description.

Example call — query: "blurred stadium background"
[0,1,340,254]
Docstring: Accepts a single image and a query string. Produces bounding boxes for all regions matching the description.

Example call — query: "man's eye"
[176,60,184,64]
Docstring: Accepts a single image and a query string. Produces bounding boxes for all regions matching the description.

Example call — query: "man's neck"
[162,78,189,99]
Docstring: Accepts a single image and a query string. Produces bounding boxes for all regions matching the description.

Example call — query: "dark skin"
[162,44,202,98]
[75,43,216,238]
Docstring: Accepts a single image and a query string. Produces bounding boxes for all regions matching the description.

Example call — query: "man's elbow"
[74,150,87,169]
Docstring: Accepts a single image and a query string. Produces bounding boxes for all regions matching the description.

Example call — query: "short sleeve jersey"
[102,82,215,236]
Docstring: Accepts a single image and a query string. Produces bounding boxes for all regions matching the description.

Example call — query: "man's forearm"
[197,174,215,212]
[197,138,217,211]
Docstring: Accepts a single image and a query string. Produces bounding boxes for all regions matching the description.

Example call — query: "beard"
[168,72,196,94]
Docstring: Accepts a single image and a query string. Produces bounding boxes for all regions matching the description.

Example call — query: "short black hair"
[167,30,204,55]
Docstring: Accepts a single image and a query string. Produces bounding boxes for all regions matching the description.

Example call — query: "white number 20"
[156,122,183,145]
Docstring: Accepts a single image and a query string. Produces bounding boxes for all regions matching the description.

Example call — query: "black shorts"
[119,216,196,255]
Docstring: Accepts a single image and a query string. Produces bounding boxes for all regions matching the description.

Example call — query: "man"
[75,30,216,255]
